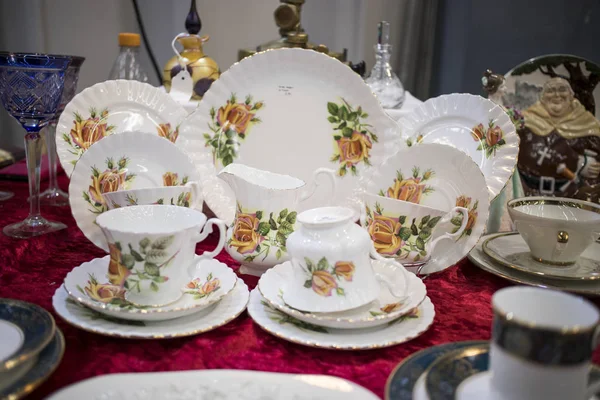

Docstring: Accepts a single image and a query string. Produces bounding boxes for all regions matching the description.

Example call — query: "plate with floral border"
[398,93,518,201]
[178,48,404,225]
[0,329,65,400]
[468,233,600,296]
[63,256,237,322]
[385,340,487,400]
[56,80,188,176]
[247,289,434,350]
[258,260,426,329]
[358,143,489,275]
[68,132,201,251]
[52,280,249,339]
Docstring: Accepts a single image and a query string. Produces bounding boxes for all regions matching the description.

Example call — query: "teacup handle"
[300,168,337,205]
[426,206,469,254]
[194,218,227,259]
[184,181,204,210]
[369,244,410,301]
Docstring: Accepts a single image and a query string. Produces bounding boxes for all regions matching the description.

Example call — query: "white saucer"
[258,260,426,329]
[483,232,600,281]
[53,280,248,339]
[247,289,434,350]
[63,256,237,321]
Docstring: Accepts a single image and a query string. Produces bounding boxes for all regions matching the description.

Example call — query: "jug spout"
[217,163,305,192]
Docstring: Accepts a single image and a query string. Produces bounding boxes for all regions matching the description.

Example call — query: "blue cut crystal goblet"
[0,53,70,238]
[39,55,85,206]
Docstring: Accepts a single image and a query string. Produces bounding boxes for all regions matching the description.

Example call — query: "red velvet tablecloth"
[0,173,598,399]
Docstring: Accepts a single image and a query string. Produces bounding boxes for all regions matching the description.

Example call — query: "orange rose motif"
[217,101,255,135]
[107,243,130,286]
[334,261,355,282]
[486,125,503,147]
[387,177,426,204]
[311,270,338,297]
[455,195,472,209]
[337,131,372,167]
[466,208,478,231]
[368,214,403,256]
[157,123,179,143]
[88,169,127,205]
[381,302,403,313]
[162,172,179,187]
[201,278,221,295]
[229,213,264,254]
[70,116,109,150]
[470,123,485,141]
[85,281,125,303]
[455,196,477,232]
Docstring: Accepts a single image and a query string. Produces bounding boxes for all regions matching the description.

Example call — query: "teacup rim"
[363,192,449,215]
[508,196,600,220]
[95,204,207,235]
[101,184,195,199]
[492,286,599,335]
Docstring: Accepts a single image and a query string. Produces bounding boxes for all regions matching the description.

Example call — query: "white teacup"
[508,197,600,265]
[95,205,226,307]
[102,181,203,210]
[283,206,411,313]
[360,193,469,266]
[490,287,600,400]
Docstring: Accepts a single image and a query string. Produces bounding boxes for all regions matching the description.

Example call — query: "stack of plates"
[0,299,64,399]
[469,232,600,296]
[247,260,435,350]
[52,257,249,339]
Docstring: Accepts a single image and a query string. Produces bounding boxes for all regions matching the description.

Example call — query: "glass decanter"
[365,21,405,109]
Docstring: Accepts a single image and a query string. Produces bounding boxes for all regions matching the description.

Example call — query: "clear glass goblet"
[0,53,70,238]
[39,55,85,206]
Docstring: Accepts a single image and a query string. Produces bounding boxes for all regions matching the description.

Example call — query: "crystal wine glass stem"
[44,122,59,191]
[24,130,44,219]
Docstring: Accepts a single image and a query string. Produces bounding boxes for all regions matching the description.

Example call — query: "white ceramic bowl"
[507,197,600,265]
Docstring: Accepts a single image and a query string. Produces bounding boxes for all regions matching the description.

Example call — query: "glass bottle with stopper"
[365,21,405,109]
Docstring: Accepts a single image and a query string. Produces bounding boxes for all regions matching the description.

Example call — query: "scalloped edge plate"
[398,93,519,201]
[179,48,405,225]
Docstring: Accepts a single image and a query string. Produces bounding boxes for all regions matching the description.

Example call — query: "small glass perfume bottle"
[365,21,405,109]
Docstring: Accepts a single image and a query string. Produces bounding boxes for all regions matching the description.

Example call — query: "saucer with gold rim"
[258,260,427,329]
[483,232,600,281]
[247,289,434,350]
[53,279,249,339]
[63,256,237,322]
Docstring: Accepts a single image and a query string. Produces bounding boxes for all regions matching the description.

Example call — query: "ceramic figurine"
[484,55,600,204]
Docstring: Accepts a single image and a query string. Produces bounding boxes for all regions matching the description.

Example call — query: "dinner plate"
[258,260,426,329]
[0,299,55,373]
[385,340,487,400]
[56,80,188,175]
[358,143,490,275]
[53,280,249,339]
[68,132,201,251]
[179,48,404,225]
[483,232,600,281]
[0,329,65,400]
[47,369,379,400]
[468,233,600,296]
[399,93,518,201]
[63,256,237,321]
[247,289,434,350]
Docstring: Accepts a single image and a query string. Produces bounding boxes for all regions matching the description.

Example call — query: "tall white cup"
[490,287,600,400]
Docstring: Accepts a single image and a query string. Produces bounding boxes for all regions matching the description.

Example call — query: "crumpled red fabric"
[0,173,598,400]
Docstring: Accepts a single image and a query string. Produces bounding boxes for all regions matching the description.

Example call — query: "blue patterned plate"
[0,299,55,373]
[385,341,487,400]
[424,343,600,400]
[0,329,65,399]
